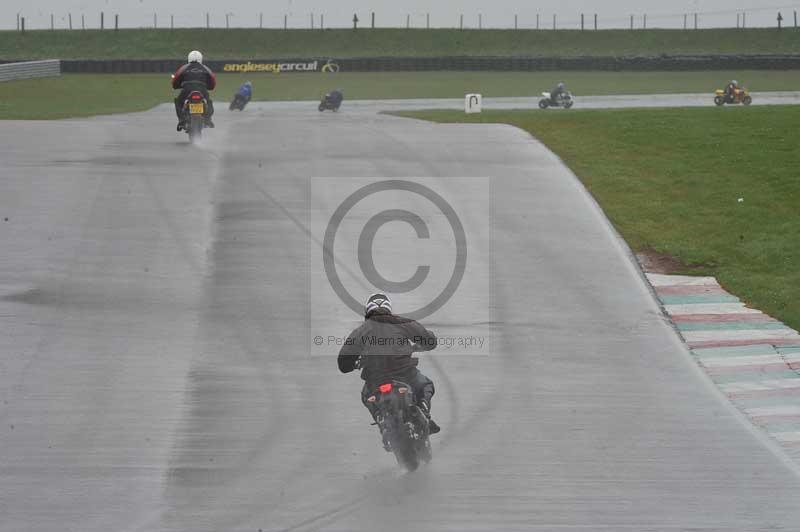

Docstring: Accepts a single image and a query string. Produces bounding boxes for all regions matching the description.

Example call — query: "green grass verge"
[3,70,800,120]
[393,106,800,330]
[3,28,800,60]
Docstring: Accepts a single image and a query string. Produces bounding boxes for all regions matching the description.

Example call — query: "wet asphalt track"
[2,99,800,532]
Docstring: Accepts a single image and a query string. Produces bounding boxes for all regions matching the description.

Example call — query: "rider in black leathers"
[338,293,440,434]
[172,50,216,130]
[724,80,740,102]
[550,81,567,103]
[326,89,344,108]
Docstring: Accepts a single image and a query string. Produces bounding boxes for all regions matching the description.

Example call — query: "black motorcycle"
[367,380,432,471]
[181,91,208,143]
[229,94,249,111]
[318,93,342,112]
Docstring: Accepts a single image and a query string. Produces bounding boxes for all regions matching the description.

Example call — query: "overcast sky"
[3,1,798,30]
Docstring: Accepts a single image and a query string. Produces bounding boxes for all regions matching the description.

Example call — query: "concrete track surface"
[2,103,800,532]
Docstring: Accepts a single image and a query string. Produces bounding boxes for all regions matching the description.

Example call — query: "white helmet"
[188,50,203,64]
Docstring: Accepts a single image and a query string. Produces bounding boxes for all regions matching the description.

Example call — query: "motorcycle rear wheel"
[714,96,725,106]
[538,99,549,109]
[395,443,419,472]
[188,116,203,143]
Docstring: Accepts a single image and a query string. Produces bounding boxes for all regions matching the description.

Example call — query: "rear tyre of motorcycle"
[538,99,549,109]
[743,95,752,106]
[395,443,419,472]
[188,116,203,143]
[714,96,725,106]
[564,100,574,109]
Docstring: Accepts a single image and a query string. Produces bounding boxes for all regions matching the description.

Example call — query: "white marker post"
[465,93,482,114]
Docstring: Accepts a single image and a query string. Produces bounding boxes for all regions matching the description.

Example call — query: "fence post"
[594,13,597,30]
[100,11,104,30]
[153,12,157,29]
[16,13,19,31]
[50,13,54,30]
[371,12,375,28]
[284,14,287,30]
[115,14,119,30]
[515,14,518,30]
[694,13,698,29]
[736,13,740,28]
[408,14,411,29]
[69,13,73,30]
[630,15,633,30]
[743,12,746,28]
[310,13,313,29]
[581,13,584,30]
[259,12,262,28]
[426,13,429,29]
[794,10,797,28]
[226,13,230,29]
[171,14,174,29]
[479,13,482,29]
[21,16,25,32]
[206,13,209,29]
[683,14,687,29]
[321,14,324,30]
[536,13,539,29]
[643,14,646,29]
[82,14,85,29]
[552,14,556,30]
[459,14,463,29]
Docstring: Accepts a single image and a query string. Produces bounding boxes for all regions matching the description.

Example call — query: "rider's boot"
[176,120,185,131]
[204,117,215,128]
[419,400,440,434]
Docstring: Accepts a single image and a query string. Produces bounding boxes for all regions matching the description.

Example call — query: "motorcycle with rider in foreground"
[338,293,439,471]
[172,50,216,141]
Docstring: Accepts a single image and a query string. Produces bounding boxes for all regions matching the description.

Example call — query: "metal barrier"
[0,59,61,82]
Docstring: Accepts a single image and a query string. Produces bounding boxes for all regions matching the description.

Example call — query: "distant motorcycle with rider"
[539,82,574,109]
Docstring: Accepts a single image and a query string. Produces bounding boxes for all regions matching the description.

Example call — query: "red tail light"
[190,93,202,101]
[379,383,393,394]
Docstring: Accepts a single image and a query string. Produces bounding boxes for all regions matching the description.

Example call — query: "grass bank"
[2,28,800,60]
[394,106,800,330]
[2,70,800,119]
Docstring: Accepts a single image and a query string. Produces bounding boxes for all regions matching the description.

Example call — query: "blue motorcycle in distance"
[230,81,252,111]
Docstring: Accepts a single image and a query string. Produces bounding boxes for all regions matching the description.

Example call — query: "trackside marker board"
[465,94,482,113]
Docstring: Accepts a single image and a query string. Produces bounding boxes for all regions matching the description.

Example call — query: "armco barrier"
[53,55,800,74]
[0,59,61,81]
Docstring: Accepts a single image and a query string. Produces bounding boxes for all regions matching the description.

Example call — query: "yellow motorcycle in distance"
[714,87,752,106]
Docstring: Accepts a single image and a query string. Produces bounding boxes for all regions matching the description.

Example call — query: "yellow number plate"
[189,103,204,114]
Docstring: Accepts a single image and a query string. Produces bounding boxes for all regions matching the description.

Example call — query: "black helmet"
[365,293,392,317]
